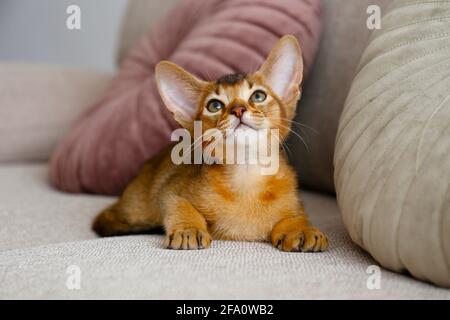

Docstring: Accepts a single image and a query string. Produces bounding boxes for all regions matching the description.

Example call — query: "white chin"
[233,124,257,136]
[235,123,253,132]
[232,124,259,146]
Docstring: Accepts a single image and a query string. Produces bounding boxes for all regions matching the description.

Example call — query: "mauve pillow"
[50,0,322,195]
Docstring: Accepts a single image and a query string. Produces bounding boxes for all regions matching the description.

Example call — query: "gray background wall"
[0,0,128,71]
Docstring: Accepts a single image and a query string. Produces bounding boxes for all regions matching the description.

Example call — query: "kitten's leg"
[270,214,329,252]
[162,196,212,250]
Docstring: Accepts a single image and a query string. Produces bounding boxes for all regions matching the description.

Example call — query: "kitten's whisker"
[276,123,310,152]
[190,133,206,151]
[203,138,221,164]
[283,143,293,157]
[262,110,319,135]
[278,118,319,135]
[277,138,289,157]
[190,135,203,149]
[272,134,292,158]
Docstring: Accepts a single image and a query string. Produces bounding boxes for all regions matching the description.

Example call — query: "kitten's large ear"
[257,35,303,101]
[155,61,207,126]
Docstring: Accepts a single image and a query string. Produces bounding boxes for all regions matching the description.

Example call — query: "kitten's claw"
[271,227,328,252]
[164,228,212,250]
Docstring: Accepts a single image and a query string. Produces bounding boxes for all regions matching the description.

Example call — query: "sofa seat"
[0,164,449,299]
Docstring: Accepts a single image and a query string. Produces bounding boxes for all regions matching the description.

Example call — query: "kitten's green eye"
[250,90,267,103]
[206,99,224,113]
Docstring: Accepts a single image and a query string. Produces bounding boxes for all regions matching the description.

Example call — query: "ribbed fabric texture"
[50,0,322,195]
[335,0,450,287]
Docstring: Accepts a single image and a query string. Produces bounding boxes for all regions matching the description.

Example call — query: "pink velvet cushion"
[50,0,322,195]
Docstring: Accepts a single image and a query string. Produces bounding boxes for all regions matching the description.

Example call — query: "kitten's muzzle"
[231,104,246,118]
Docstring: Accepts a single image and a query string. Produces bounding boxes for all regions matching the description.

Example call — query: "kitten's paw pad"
[272,227,329,252]
[164,228,212,250]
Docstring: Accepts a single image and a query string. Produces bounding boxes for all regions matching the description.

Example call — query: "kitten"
[93,35,329,252]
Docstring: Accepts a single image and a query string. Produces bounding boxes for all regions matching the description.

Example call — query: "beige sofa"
[1,0,449,299]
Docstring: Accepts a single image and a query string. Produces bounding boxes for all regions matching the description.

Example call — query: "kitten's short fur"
[93,36,329,252]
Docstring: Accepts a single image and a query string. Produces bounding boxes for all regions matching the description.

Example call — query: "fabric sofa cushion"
[287,0,392,193]
[334,0,450,287]
[2,164,450,299]
[50,0,322,195]
[0,64,112,162]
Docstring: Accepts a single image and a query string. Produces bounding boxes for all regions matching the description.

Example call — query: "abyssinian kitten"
[93,35,329,252]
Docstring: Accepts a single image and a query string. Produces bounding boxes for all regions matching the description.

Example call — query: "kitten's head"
[155,35,303,142]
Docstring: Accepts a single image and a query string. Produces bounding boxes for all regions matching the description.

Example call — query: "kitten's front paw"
[271,226,329,252]
[164,228,212,250]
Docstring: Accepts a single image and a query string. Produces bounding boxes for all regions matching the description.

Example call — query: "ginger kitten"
[93,35,329,252]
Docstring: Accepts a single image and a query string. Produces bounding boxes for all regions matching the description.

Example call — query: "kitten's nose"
[231,105,246,118]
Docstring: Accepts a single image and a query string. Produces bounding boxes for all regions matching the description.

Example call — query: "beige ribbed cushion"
[335,0,450,287]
